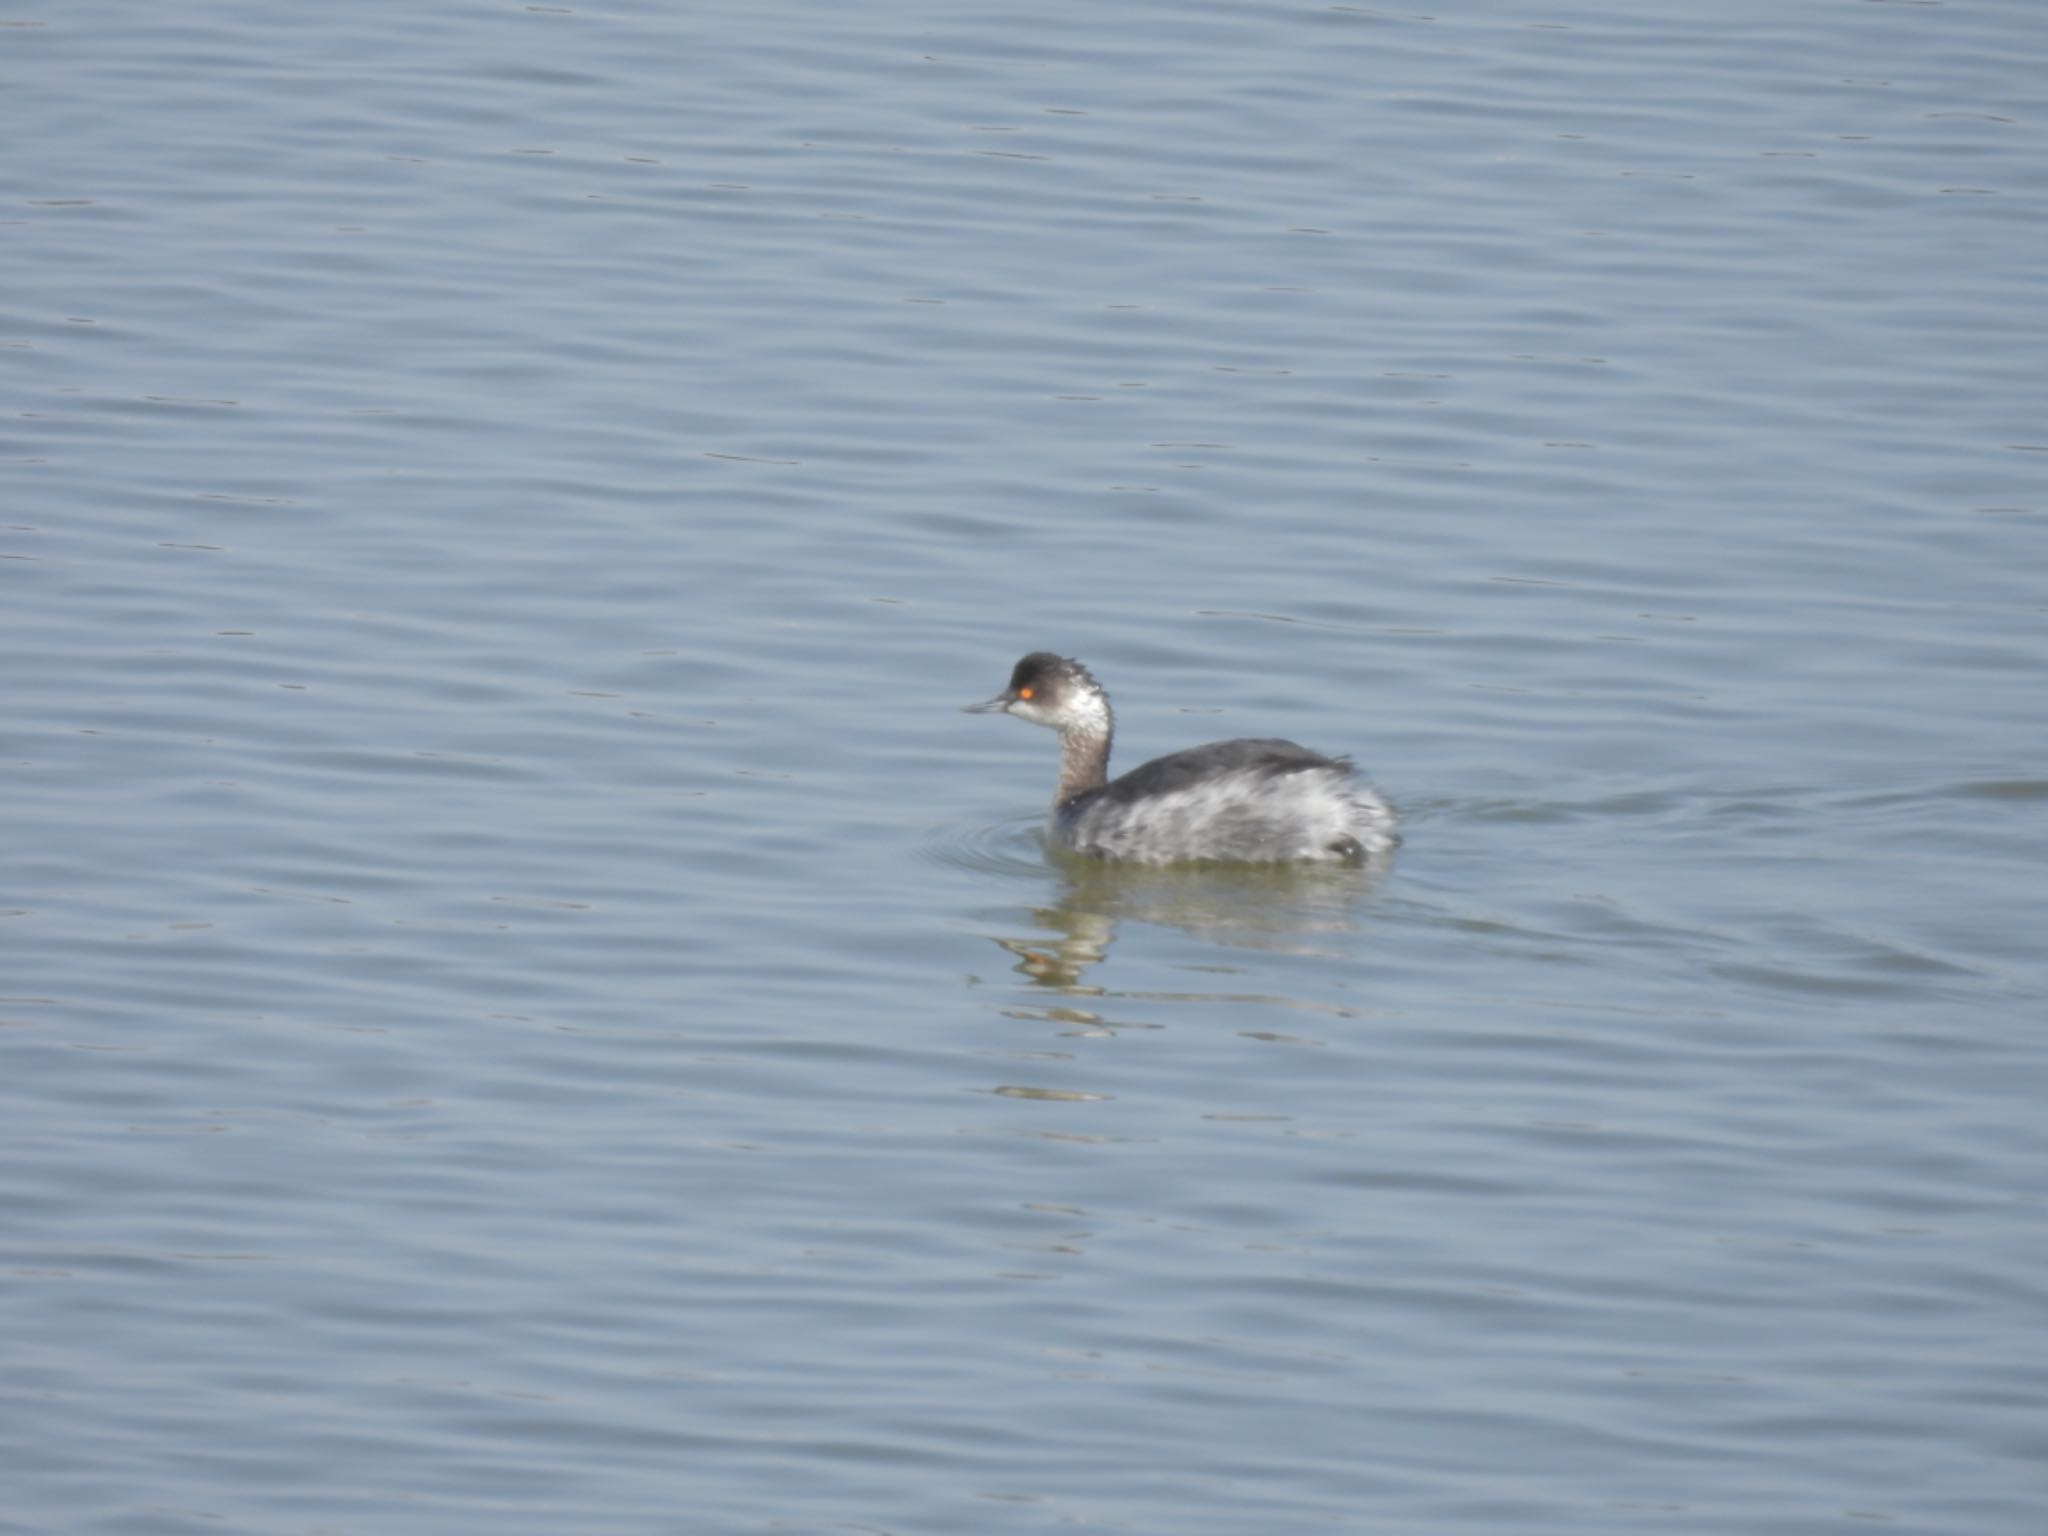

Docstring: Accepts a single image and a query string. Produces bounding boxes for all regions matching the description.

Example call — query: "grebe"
[965,652,1397,865]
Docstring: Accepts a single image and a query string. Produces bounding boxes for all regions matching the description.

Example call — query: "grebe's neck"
[1053,685,1114,806]
[1055,721,1111,805]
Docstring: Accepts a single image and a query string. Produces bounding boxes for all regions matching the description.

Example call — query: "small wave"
[919,815,1049,879]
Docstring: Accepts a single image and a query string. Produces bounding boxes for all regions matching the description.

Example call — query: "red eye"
[1017,686,1035,700]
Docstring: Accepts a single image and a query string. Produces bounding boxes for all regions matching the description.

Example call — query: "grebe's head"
[963,652,1110,736]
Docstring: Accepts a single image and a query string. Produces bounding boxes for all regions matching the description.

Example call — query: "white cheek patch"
[1009,697,1058,728]
[1064,691,1112,736]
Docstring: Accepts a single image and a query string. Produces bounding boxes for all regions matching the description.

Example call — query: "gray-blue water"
[6,2,2046,1532]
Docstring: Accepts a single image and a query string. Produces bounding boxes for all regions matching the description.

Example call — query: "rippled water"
[6,1,2046,1532]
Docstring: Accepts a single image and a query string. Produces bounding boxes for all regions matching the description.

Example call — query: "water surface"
[5,2,2046,1532]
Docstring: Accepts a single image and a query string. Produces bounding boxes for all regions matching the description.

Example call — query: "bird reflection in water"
[990,848,1391,993]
